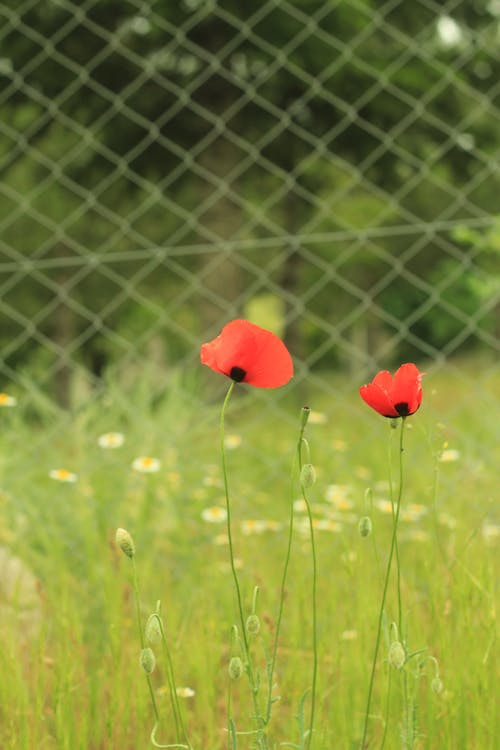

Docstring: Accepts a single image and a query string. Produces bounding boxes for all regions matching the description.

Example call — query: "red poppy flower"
[359,363,423,418]
[200,319,293,388]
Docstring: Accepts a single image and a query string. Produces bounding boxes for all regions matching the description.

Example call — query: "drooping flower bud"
[246,614,260,636]
[300,463,316,488]
[140,647,156,674]
[358,516,373,537]
[115,528,135,558]
[388,641,406,670]
[228,656,243,680]
[431,676,443,694]
[145,614,162,645]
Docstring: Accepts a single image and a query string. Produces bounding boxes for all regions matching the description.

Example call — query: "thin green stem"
[266,413,304,724]
[132,558,160,724]
[297,429,318,750]
[360,418,406,750]
[379,666,392,750]
[219,382,267,749]
[156,614,189,747]
[388,427,403,640]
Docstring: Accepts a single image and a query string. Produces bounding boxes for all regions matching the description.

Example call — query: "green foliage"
[1,0,499,393]
[0,364,498,748]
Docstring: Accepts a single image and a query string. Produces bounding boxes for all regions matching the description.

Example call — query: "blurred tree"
[1,0,499,398]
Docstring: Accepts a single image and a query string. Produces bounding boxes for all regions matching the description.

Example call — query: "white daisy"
[201,506,227,523]
[49,468,78,483]
[0,392,17,407]
[98,432,125,449]
[176,686,195,698]
[132,456,161,473]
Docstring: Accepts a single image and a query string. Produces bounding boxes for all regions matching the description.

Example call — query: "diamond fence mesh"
[0,0,499,458]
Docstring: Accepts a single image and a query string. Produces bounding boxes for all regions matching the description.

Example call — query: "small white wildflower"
[482,522,500,542]
[98,432,125,449]
[224,433,242,449]
[201,506,227,523]
[132,456,161,473]
[374,499,393,514]
[241,519,268,535]
[0,392,17,407]
[307,410,327,424]
[341,629,358,641]
[49,468,78,483]
[439,448,460,463]
[176,686,195,698]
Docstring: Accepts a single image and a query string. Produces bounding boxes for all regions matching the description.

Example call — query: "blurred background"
[0,0,499,413]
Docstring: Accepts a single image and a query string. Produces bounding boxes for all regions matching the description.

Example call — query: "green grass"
[0,359,498,749]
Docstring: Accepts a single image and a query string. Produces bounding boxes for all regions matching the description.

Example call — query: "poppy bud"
[431,677,443,694]
[300,463,316,488]
[228,656,243,680]
[145,614,162,645]
[388,641,406,670]
[140,647,156,674]
[246,614,260,636]
[358,516,372,537]
[115,528,135,558]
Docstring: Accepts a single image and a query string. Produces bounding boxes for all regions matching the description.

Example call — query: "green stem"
[219,382,266,749]
[298,435,318,750]
[266,409,306,724]
[132,558,160,724]
[388,427,403,640]
[379,666,392,750]
[156,614,189,747]
[360,418,406,749]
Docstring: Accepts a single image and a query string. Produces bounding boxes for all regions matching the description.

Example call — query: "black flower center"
[229,366,246,382]
[394,402,410,416]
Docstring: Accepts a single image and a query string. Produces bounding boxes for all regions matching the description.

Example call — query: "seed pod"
[140,647,156,674]
[115,528,135,558]
[246,614,260,636]
[388,641,406,670]
[228,656,243,680]
[300,463,316,488]
[358,516,372,537]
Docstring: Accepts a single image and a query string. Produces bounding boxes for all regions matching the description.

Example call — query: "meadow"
[0,357,498,749]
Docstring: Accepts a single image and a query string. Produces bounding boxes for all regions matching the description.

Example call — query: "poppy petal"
[200,319,293,388]
[359,383,399,417]
[372,370,393,394]
[242,328,294,387]
[392,363,423,415]
[200,320,253,378]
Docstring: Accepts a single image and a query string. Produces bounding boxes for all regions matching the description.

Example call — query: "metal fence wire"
[0,0,499,428]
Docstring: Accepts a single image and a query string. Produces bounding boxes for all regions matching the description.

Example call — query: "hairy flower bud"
[431,676,443,694]
[358,516,373,537]
[300,463,316,488]
[246,614,260,636]
[115,528,135,558]
[388,641,406,670]
[228,656,243,680]
[145,614,162,645]
[140,647,156,674]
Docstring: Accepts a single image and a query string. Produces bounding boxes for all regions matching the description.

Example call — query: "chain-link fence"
[1,0,499,443]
